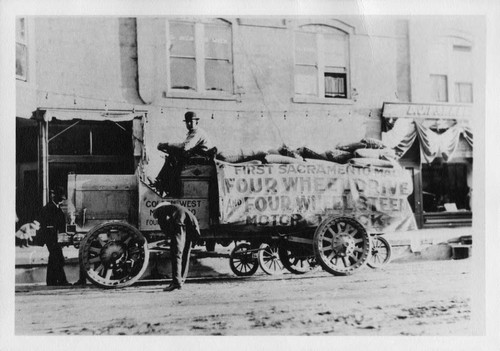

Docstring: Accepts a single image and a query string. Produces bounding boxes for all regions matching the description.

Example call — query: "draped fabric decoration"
[382,117,473,163]
[381,118,418,158]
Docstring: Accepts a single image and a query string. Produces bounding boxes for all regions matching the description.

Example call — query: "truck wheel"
[367,235,392,269]
[79,222,149,288]
[229,243,259,276]
[258,243,285,275]
[278,241,318,274]
[313,216,370,276]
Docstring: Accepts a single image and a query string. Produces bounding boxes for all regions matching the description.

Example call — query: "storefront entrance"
[382,102,473,229]
[16,109,145,224]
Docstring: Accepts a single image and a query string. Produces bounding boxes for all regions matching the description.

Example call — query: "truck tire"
[79,222,149,288]
[313,216,371,276]
[229,242,259,276]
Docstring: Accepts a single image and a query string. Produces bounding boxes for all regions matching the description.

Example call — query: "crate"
[449,243,472,259]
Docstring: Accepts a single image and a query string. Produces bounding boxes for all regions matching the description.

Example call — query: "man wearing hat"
[153,111,215,196]
[152,202,201,291]
[38,187,70,286]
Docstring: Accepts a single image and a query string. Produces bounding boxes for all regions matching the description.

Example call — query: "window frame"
[165,18,236,100]
[292,22,353,105]
[430,74,449,102]
[454,81,473,103]
[16,17,28,81]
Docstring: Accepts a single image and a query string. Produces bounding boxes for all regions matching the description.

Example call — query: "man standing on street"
[152,202,201,292]
[38,187,70,286]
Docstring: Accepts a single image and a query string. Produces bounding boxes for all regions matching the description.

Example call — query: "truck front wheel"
[79,222,149,288]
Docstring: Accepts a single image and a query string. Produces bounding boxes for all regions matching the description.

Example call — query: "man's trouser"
[156,146,186,197]
[46,242,68,285]
[169,224,192,287]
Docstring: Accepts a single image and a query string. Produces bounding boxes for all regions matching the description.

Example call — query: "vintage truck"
[60,151,416,289]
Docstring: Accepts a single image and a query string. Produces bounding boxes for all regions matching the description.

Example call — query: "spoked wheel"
[278,240,319,274]
[258,242,285,275]
[313,216,371,276]
[79,222,149,288]
[229,243,259,276]
[367,235,392,269]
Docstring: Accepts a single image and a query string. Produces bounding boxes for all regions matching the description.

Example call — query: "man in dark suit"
[38,187,70,286]
[152,202,201,292]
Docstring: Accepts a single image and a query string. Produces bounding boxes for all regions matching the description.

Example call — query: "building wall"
[16,17,38,118]
[135,17,406,175]
[408,16,483,103]
[33,17,141,111]
[15,15,482,228]
[16,16,482,141]
[18,17,482,164]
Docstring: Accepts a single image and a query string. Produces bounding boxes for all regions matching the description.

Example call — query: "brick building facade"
[15,16,483,229]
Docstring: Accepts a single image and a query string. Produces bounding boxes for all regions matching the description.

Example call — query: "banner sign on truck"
[216,160,417,233]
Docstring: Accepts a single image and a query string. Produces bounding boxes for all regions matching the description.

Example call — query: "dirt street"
[15,259,473,336]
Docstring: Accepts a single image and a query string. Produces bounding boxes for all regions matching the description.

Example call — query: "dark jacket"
[38,202,66,246]
[156,204,201,240]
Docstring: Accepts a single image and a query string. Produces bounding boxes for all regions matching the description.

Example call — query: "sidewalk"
[15,226,473,285]
[385,226,472,262]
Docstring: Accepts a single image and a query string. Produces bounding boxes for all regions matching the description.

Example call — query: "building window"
[455,82,473,103]
[16,17,28,81]
[421,162,472,213]
[294,25,349,99]
[168,19,233,94]
[430,74,448,102]
[428,37,473,104]
[169,22,196,90]
[452,45,473,103]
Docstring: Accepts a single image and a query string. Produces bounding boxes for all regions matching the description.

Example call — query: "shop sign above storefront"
[382,103,472,120]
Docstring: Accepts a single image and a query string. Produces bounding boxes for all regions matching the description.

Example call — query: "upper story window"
[16,17,28,81]
[294,24,350,100]
[168,19,233,94]
[429,37,473,104]
[452,45,473,103]
[430,74,448,102]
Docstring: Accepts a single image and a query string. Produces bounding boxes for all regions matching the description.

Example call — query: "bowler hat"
[183,111,199,122]
[50,186,66,199]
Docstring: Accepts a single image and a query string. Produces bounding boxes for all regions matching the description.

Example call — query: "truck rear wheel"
[278,240,318,274]
[313,216,370,276]
[79,222,149,288]
[229,243,259,276]
[367,235,392,269]
[258,242,285,275]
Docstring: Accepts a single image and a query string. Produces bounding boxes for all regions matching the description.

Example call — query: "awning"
[33,108,147,156]
[381,102,473,163]
[34,108,147,122]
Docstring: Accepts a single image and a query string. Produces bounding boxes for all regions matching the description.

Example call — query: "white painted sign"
[138,180,210,231]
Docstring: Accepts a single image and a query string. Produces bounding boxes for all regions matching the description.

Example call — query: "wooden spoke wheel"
[367,235,392,269]
[313,216,371,276]
[229,243,259,276]
[79,222,149,288]
[278,241,318,275]
[258,243,285,275]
